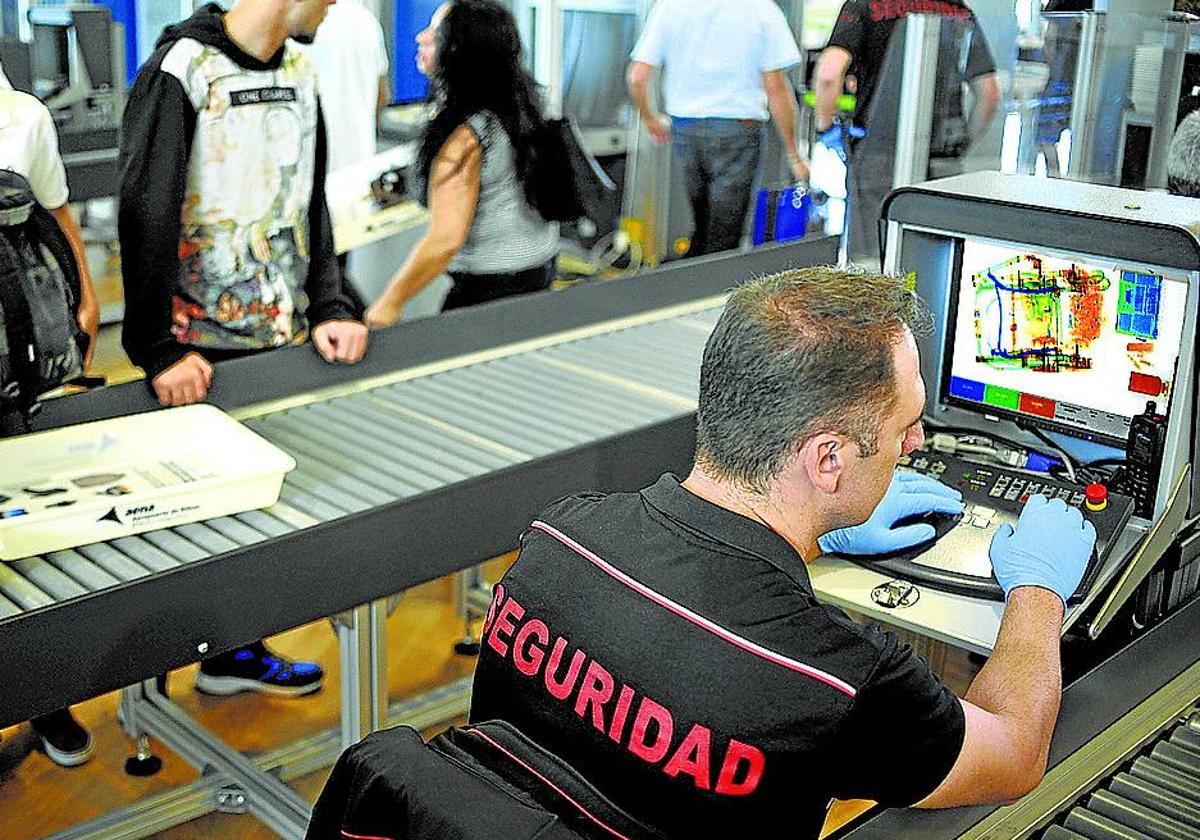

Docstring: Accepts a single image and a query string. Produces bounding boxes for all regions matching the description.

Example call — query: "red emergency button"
[1085,483,1108,512]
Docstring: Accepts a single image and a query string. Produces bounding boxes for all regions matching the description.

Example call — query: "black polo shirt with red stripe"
[469,474,966,839]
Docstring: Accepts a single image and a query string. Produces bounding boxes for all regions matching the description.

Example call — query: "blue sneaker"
[195,641,323,697]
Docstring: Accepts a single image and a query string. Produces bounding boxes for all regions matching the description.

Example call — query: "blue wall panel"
[94,0,137,83]
[394,0,440,103]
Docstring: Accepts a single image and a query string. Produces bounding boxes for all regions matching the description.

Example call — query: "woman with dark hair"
[364,0,558,325]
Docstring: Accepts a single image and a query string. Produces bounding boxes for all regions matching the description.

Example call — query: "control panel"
[833,451,1136,602]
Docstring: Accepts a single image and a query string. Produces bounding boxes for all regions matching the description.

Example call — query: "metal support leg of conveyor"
[48,592,472,840]
[44,674,476,840]
[334,599,390,750]
[453,565,492,655]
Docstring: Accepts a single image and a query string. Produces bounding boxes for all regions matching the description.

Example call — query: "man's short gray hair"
[1168,110,1200,197]
[694,266,932,495]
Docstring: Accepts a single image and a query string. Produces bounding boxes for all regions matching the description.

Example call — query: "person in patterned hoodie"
[119,0,367,410]
[117,0,367,696]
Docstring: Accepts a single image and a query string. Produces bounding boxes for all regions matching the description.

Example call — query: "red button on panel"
[1085,483,1108,512]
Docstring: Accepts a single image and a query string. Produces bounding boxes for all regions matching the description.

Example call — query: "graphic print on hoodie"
[118,5,354,379]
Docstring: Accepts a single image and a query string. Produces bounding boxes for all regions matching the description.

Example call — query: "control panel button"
[1085,483,1108,512]
[972,505,996,518]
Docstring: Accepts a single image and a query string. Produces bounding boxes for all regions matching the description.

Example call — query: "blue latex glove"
[989,495,1097,606]
[818,471,965,555]
[818,123,867,163]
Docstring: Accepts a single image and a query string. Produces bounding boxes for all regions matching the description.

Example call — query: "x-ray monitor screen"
[943,236,1189,444]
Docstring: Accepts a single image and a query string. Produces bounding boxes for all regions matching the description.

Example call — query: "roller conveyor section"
[0,305,722,680]
[1039,712,1200,840]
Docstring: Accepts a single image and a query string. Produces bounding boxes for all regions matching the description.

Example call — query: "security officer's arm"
[918,497,1096,807]
[813,46,852,133]
[968,73,1001,143]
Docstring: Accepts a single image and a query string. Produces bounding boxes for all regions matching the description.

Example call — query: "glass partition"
[1007,3,1187,189]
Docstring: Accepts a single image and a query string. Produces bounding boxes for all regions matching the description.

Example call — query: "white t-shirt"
[296,2,390,173]
[630,0,801,121]
[0,62,12,91]
[0,90,69,209]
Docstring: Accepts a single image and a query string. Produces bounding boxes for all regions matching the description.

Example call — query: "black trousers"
[443,260,555,312]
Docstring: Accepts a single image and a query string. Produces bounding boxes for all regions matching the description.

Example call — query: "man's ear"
[800,432,844,495]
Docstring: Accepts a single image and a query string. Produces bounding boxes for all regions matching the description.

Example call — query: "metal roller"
[482,357,672,425]
[305,401,487,483]
[44,551,121,591]
[234,509,297,539]
[276,484,349,522]
[203,516,271,549]
[1150,741,1200,778]
[75,543,164,579]
[1062,807,1157,840]
[1085,789,1196,839]
[173,523,245,557]
[1168,726,1200,755]
[0,592,20,618]
[449,365,653,436]
[107,536,187,573]
[253,413,445,493]
[378,384,562,455]
[1107,773,1200,829]
[10,557,87,601]
[0,562,54,609]
[1130,756,1200,803]
[409,377,590,448]
[1043,827,1092,840]
[339,396,517,472]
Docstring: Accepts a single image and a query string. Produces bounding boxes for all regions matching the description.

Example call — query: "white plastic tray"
[0,404,296,561]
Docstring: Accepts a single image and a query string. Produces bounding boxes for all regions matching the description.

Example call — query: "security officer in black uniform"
[470,267,1096,838]
[814,0,1001,261]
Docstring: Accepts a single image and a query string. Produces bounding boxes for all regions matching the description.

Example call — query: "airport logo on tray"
[97,502,201,526]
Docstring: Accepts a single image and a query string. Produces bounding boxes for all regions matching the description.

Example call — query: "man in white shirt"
[627,0,807,256]
[295,0,389,174]
[0,88,99,768]
[294,0,389,309]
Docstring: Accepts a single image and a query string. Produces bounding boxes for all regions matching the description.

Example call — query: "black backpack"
[529,117,618,224]
[0,169,85,420]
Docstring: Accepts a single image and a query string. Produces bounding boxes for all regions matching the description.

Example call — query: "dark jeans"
[672,117,765,257]
[443,260,555,312]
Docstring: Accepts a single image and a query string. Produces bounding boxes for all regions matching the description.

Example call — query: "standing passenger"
[294,0,390,308]
[626,0,808,257]
[364,0,559,326]
[118,0,368,697]
[813,0,999,261]
[1,87,100,767]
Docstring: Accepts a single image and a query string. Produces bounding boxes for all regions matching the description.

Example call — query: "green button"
[983,384,1020,411]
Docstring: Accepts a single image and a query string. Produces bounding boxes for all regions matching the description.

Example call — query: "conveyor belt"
[0,306,721,619]
[829,593,1200,840]
[1043,711,1200,840]
[2,239,835,726]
